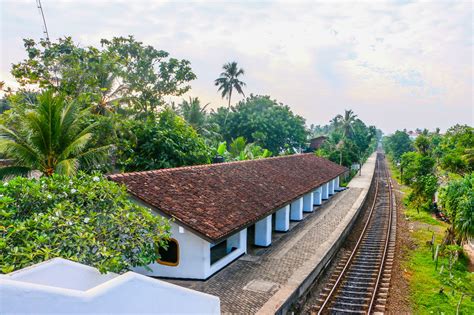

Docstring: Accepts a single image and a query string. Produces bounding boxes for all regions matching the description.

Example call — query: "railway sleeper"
[332,300,368,309]
[357,248,384,253]
[353,258,382,264]
[341,283,375,290]
[336,289,370,297]
[328,306,366,314]
[335,296,371,306]
[350,267,378,273]
[345,279,375,289]
[360,242,384,247]
[347,271,377,278]
[350,263,378,269]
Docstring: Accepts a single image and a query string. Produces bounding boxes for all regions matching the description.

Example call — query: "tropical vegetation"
[210,94,307,154]
[0,90,109,179]
[0,35,383,275]
[0,173,170,273]
[384,125,473,246]
[313,109,380,172]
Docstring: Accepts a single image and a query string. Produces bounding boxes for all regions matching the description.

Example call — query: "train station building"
[109,154,347,280]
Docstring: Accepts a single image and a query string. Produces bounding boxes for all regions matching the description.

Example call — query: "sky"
[1,0,473,133]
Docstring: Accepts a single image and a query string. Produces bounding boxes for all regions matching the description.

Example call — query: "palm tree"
[178,97,220,142]
[179,97,209,131]
[0,90,110,178]
[91,57,127,115]
[337,109,357,138]
[214,61,246,111]
[332,109,357,165]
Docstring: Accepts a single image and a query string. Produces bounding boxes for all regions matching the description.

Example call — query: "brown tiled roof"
[108,154,347,242]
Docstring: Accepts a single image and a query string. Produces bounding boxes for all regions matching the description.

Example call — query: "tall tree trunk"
[223,88,233,125]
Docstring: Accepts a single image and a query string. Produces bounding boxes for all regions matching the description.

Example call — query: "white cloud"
[0,0,472,132]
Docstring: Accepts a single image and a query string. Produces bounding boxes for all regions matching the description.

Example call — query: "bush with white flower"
[0,172,171,274]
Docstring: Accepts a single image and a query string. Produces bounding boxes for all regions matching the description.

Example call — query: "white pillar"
[255,215,272,247]
[335,176,340,191]
[322,182,329,200]
[275,205,290,232]
[227,231,241,253]
[329,179,335,195]
[290,198,303,221]
[313,187,322,206]
[303,192,314,212]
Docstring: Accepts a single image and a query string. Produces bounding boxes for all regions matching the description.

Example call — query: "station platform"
[165,152,377,314]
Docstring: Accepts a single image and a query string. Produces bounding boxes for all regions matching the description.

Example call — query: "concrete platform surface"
[165,152,377,314]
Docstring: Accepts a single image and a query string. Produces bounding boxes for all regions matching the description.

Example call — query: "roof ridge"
[108,153,318,179]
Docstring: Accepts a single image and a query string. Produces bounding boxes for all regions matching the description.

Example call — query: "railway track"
[312,153,396,314]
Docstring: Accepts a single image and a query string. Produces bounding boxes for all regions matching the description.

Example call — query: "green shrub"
[0,173,170,274]
[116,108,211,171]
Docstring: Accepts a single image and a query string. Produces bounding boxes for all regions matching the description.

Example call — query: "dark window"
[157,239,179,266]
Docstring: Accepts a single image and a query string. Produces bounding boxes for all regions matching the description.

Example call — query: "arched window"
[157,238,179,266]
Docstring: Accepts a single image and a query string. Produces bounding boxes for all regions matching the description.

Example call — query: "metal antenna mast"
[36,0,50,41]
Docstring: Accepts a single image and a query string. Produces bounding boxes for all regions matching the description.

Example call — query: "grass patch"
[404,227,474,314]
[405,205,443,227]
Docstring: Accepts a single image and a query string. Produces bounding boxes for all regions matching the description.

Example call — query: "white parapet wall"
[0,258,220,314]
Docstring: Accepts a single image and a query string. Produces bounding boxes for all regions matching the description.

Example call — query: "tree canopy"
[210,94,307,153]
[116,108,211,171]
[11,36,196,116]
[382,130,413,162]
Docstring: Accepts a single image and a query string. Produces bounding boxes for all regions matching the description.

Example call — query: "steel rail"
[317,157,381,314]
[367,158,394,313]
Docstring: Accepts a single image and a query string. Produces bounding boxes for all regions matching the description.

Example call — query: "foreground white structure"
[0,258,220,314]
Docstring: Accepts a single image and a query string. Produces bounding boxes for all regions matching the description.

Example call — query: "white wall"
[133,221,209,279]
[0,258,220,314]
[206,229,246,277]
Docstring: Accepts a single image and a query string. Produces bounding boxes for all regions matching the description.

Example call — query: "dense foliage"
[11,36,196,116]
[0,90,110,178]
[382,130,413,162]
[216,136,272,161]
[439,173,474,244]
[210,95,307,153]
[315,110,379,169]
[116,109,211,171]
[0,173,170,273]
[384,125,474,245]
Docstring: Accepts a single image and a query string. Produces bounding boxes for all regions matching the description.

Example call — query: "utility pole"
[36,0,50,42]
[36,0,59,87]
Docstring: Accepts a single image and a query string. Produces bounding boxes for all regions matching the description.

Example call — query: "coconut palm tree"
[337,109,357,138]
[0,90,110,178]
[91,57,127,115]
[330,110,357,165]
[178,97,220,142]
[179,97,209,131]
[214,61,246,110]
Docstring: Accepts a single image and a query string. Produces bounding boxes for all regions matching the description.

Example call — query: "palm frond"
[76,145,112,169]
[0,166,33,180]
[55,159,79,176]
[57,133,93,161]
[0,139,39,167]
